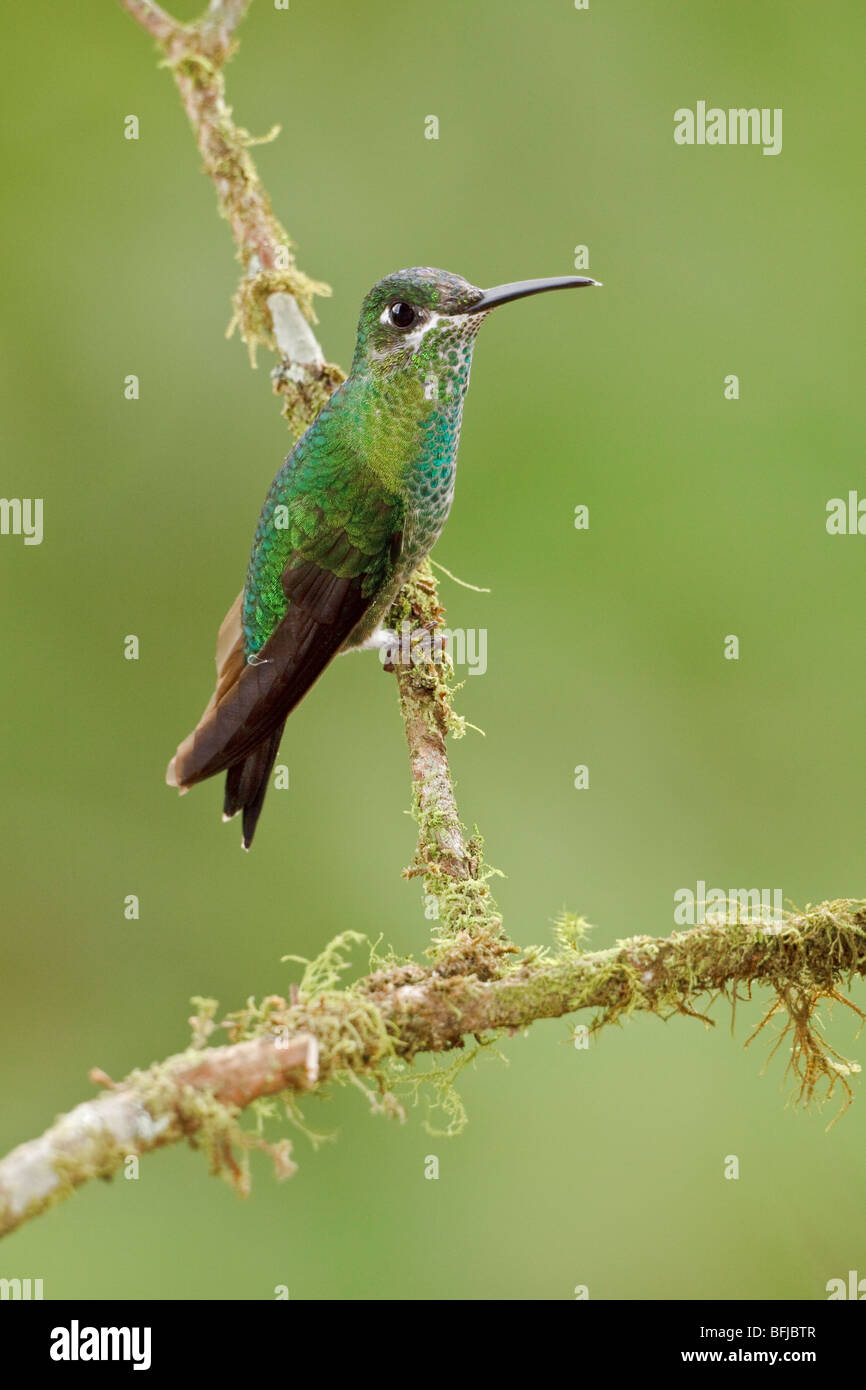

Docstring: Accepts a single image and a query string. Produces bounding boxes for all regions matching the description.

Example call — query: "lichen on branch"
[1,901,864,1237]
[119,0,345,433]
[386,563,505,953]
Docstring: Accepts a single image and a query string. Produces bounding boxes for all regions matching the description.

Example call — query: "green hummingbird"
[167,266,600,847]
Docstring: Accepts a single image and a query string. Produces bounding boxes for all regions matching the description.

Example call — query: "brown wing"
[167,556,388,793]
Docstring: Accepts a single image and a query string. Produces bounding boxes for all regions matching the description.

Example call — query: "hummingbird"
[167,266,600,848]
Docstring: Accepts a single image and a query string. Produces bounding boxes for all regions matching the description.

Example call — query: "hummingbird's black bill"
[464,275,601,314]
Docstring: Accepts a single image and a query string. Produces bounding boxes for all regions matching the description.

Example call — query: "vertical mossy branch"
[387,565,504,948]
[120,0,502,951]
[120,0,344,434]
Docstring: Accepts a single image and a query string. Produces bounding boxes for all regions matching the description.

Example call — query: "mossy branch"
[1,902,864,1237]
[0,0,859,1240]
[119,0,344,433]
[387,564,503,944]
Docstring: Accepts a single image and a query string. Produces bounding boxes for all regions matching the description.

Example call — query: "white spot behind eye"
[372,310,442,359]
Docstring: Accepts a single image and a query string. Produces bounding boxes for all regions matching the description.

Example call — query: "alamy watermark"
[50,1321,151,1371]
[826,492,866,534]
[378,621,487,676]
[0,497,42,545]
[0,1277,43,1299]
[674,103,782,156]
[674,881,784,926]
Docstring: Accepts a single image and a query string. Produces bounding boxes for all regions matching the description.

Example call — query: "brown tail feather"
[167,565,371,794]
[167,590,246,791]
[223,724,284,850]
[167,558,376,848]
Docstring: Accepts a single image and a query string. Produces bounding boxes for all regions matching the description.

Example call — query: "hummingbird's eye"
[388,301,417,330]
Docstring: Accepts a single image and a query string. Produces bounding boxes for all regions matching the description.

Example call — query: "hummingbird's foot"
[342,623,446,671]
[340,626,401,672]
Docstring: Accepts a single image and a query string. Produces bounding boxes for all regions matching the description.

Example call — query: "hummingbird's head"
[352,266,600,375]
[353,267,485,371]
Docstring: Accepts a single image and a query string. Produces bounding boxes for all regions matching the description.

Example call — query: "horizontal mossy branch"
[1,902,863,1238]
[0,1034,318,1239]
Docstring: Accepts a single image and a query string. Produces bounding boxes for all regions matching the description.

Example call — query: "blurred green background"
[0,0,864,1300]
